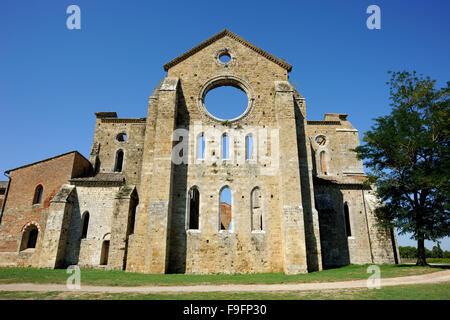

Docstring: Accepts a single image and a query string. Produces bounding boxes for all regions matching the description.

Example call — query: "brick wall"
[0,152,91,253]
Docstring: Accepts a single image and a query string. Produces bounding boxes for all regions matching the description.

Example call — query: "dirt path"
[0,270,449,293]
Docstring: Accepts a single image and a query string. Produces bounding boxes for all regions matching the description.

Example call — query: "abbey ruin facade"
[0,30,399,274]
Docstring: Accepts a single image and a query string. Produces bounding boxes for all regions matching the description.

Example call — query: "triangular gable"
[5,151,88,174]
[163,29,292,72]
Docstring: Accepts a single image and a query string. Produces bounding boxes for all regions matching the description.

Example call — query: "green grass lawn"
[0,282,448,300]
[0,264,446,287]
[401,258,450,264]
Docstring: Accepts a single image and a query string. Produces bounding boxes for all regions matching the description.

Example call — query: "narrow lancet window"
[344,202,351,237]
[245,135,253,160]
[115,150,124,172]
[222,134,229,159]
[81,212,89,239]
[188,187,200,230]
[33,185,43,204]
[197,133,205,159]
[219,187,232,231]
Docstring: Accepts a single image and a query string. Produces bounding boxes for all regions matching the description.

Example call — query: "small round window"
[214,48,235,67]
[219,53,231,63]
[116,133,127,142]
[315,135,327,146]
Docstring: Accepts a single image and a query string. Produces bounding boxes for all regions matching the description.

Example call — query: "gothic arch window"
[32,185,43,204]
[197,133,205,159]
[222,133,229,159]
[114,149,124,172]
[245,135,254,160]
[320,151,328,175]
[81,211,89,239]
[344,202,352,237]
[251,187,263,231]
[219,186,232,231]
[188,186,200,230]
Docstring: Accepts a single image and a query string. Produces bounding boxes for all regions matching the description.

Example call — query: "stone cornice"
[69,181,124,187]
[307,121,341,126]
[101,118,146,124]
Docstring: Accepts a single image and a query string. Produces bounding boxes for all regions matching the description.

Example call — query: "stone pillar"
[363,188,398,264]
[295,96,323,272]
[38,185,75,269]
[274,81,308,274]
[125,94,159,273]
[126,78,179,274]
[144,78,179,273]
[108,185,135,270]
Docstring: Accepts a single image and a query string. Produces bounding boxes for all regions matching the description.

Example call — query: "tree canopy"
[354,71,450,265]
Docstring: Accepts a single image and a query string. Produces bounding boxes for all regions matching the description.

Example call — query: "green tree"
[425,248,432,258]
[398,246,418,259]
[354,71,450,266]
[431,243,444,258]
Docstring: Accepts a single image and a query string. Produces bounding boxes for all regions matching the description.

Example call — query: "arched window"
[245,135,253,160]
[222,133,229,159]
[27,228,38,248]
[320,151,328,175]
[33,185,43,204]
[344,202,351,237]
[114,150,124,172]
[128,197,138,235]
[251,187,263,231]
[197,133,205,159]
[81,212,89,239]
[219,187,232,231]
[20,224,39,251]
[100,240,110,265]
[188,187,200,230]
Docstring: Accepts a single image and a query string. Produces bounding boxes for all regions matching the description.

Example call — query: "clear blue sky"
[1,0,449,250]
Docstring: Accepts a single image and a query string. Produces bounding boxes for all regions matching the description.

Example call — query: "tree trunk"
[416,235,428,266]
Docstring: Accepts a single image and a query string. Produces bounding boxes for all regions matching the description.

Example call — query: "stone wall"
[125,33,314,275]
[63,185,121,268]
[314,182,397,267]
[90,115,146,187]
[306,115,364,178]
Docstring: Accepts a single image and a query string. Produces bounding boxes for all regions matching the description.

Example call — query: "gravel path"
[0,269,449,293]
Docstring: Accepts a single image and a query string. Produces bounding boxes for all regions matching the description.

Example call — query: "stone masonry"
[0,30,399,273]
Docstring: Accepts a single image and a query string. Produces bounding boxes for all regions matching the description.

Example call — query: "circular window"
[219,53,231,63]
[198,76,255,122]
[315,135,327,146]
[214,48,235,67]
[204,86,248,120]
[116,133,127,142]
